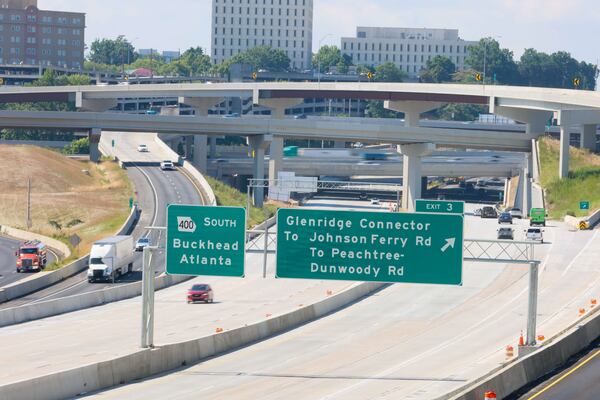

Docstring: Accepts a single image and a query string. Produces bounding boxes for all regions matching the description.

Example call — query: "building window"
[27,15,36,22]
[58,17,67,24]
[10,15,21,22]
[42,16,52,23]
[27,25,36,33]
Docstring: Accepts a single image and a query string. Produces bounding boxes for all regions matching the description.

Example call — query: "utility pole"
[26,178,31,229]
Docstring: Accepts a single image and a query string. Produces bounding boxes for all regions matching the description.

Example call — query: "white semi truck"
[87,236,135,283]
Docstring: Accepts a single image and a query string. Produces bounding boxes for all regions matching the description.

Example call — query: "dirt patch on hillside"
[0,145,133,257]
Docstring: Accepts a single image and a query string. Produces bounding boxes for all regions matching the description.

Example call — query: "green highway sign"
[276,208,463,285]
[415,199,464,215]
[580,201,590,210]
[166,205,246,277]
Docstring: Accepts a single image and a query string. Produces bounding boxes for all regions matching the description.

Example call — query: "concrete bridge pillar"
[89,128,101,162]
[76,92,118,112]
[210,137,218,159]
[581,124,597,152]
[521,153,533,216]
[258,98,302,182]
[384,101,442,127]
[399,143,435,212]
[185,136,193,159]
[179,97,223,174]
[557,112,575,179]
[269,136,284,182]
[247,135,272,208]
[193,136,208,173]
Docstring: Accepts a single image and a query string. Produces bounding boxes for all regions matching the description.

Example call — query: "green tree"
[312,45,351,72]
[231,45,290,71]
[374,62,406,82]
[437,103,487,121]
[366,100,399,119]
[466,38,520,84]
[89,36,136,66]
[177,47,212,76]
[420,56,456,83]
[63,137,90,154]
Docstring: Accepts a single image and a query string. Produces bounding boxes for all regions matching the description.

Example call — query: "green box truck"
[530,208,546,226]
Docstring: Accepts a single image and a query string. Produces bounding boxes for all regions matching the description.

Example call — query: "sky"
[43,0,600,64]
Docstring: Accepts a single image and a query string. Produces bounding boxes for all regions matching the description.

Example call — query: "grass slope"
[205,176,277,227]
[539,137,600,218]
[0,145,133,267]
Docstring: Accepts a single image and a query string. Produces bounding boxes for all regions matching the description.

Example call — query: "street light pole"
[317,34,333,85]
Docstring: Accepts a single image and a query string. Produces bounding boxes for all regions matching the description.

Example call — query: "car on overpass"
[137,144,149,152]
[160,160,175,171]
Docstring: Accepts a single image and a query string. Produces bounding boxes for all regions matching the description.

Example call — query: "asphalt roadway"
[0,134,202,309]
[0,234,59,288]
[515,343,600,400]
[32,200,594,400]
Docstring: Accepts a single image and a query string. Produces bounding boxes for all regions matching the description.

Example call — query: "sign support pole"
[141,246,156,348]
[526,242,539,346]
[246,185,251,220]
[263,224,269,278]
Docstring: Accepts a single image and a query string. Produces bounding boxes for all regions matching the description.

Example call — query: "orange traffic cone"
[579,308,586,317]
[484,391,497,399]
[591,299,597,308]
[518,332,525,346]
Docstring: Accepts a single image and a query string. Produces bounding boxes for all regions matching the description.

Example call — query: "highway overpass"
[0,82,598,209]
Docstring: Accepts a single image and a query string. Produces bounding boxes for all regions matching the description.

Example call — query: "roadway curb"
[0,204,139,304]
[0,281,385,400]
[0,226,70,260]
[437,296,600,400]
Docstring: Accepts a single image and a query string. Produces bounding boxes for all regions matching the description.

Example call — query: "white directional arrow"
[441,238,456,253]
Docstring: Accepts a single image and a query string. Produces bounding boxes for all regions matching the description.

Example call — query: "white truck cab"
[88,236,134,283]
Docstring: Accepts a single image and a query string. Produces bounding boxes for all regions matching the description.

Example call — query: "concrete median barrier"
[440,304,600,400]
[0,204,139,304]
[0,280,384,400]
[0,272,190,328]
[0,226,70,259]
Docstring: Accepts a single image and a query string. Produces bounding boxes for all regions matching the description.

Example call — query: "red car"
[187,284,214,304]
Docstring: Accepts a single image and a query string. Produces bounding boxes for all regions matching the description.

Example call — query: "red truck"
[16,240,47,273]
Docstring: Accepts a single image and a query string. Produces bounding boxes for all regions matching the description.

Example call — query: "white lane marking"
[561,230,598,277]
[26,279,88,305]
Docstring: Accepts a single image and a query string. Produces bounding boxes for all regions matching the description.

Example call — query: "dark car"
[481,206,498,219]
[497,227,514,240]
[293,114,307,119]
[187,284,214,304]
[498,212,513,224]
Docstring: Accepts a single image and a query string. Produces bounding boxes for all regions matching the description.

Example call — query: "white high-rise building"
[211,0,313,70]
[341,27,477,79]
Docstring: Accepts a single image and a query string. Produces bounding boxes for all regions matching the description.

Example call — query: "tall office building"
[0,0,85,69]
[342,27,477,79]
[211,0,313,70]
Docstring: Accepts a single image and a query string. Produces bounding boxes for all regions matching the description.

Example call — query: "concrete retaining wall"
[182,161,217,206]
[0,204,139,304]
[564,208,600,230]
[0,281,384,400]
[442,305,600,400]
[0,272,189,328]
[0,226,70,259]
[152,134,182,164]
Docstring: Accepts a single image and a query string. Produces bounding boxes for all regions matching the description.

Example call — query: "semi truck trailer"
[87,236,134,283]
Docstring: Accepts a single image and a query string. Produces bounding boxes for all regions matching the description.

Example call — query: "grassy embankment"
[0,145,134,270]
[205,176,278,227]
[538,137,600,218]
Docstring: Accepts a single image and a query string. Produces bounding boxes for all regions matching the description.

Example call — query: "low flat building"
[342,27,477,79]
